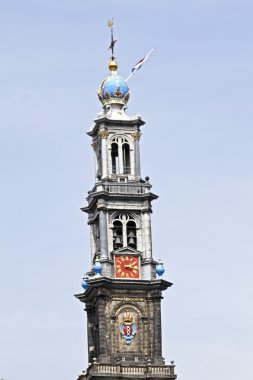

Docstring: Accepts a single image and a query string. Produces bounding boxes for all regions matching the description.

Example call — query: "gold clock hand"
[124,264,134,269]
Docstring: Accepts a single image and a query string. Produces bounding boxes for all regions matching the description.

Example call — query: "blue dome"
[102,75,129,98]
[98,74,130,106]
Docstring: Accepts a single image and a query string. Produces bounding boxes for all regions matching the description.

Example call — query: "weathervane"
[106,18,155,81]
[107,18,117,59]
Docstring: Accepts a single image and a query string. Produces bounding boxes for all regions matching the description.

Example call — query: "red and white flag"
[126,48,155,82]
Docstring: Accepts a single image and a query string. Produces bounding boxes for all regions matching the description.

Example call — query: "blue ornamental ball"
[156,262,165,278]
[93,259,102,277]
[81,276,90,292]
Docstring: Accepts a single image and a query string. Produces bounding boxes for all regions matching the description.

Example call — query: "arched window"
[111,143,119,174]
[112,214,138,251]
[122,143,130,174]
[113,220,123,250]
[127,221,137,249]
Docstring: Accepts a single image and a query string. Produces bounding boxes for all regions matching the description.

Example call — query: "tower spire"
[75,23,177,380]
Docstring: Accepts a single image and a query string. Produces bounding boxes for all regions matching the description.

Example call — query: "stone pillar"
[122,216,127,247]
[90,224,96,262]
[147,298,153,358]
[132,131,142,177]
[118,138,123,174]
[86,305,95,363]
[99,210,108,258]
[153,298,162,358]
[142,212,152,259]
[107,145,112,176]
[134,140,141,177]
[99,130,109,178]
[96,298,108,360]
[92,143,99,178]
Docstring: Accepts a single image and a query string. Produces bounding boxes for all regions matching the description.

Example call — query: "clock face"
[115,255,140,279]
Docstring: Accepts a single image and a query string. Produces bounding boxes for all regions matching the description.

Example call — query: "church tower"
[76,23,177,380]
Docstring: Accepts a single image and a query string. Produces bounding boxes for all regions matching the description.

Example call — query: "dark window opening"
[127,221,137,249]
[122,143,131,174]
[111,143,119,174]
[113,220,123,250]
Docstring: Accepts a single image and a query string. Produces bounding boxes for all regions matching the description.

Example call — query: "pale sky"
[1,1,253,379]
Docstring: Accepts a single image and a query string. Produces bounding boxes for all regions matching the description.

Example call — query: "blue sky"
[1,1,253,379]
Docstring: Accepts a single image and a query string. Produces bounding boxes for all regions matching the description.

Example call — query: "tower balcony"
[95,182,151,195]
[84,180,158,212]
[77,361,177,379]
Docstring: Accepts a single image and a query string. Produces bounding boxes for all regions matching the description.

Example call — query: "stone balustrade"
[122,366,145,375]
[103,183,149,194]
[96,364,118,373]
[88,182,151,196]
[78,361,176,379]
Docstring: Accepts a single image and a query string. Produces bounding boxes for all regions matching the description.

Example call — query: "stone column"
[118,138,123,174]
[142,212,152,259]
[90,224,96,262]
[99,130,109,178]
[122,215,127,247]
[99,210,108,258]
[132,131,142,177]
[147,298,153,357]
[86,306,95,363]
[153,297,162,358]
[107,145,112,176]
[96,298,108,360]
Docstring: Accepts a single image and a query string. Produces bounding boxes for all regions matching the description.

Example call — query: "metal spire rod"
[107,17,117,59]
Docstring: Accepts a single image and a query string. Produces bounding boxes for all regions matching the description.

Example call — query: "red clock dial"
[115,255,140,279]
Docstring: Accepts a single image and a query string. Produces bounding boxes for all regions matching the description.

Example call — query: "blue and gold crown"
[122,310,133,325]
[98,59,130,107]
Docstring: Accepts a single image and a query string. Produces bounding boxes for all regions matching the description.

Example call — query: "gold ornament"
[132,131,142,141]
[98,130,109,139]
[108,58,118,71]
[107,18,113,29]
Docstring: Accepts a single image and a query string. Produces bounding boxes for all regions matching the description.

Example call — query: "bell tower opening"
[111,142,119,174]
[113,220,123,250]
[122,143,131,174]
[127,220,137,249]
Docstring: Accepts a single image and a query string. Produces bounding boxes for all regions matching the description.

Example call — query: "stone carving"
[98,130,109,139]
[131,131,142,141]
